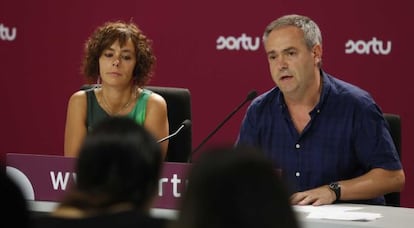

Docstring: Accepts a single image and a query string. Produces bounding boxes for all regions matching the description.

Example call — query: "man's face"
[264,26,321,97]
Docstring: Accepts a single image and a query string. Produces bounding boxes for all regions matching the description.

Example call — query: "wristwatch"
[328,182,341,202]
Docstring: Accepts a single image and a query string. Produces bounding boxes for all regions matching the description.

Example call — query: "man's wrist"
[328,182,341,202]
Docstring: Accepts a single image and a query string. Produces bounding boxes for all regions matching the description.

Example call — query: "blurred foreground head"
[174,145,300,228]
[62,116,162,212]
[1,162,30,227]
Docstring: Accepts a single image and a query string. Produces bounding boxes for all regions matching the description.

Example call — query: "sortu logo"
[216,33,260,51]
[345,37,391,55]
[0,23,17,41]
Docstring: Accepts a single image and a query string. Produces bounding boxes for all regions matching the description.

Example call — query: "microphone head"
[182,119,192,129]
[247,90,258,101]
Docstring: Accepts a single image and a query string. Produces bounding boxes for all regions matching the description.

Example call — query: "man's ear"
[313,44,322,65]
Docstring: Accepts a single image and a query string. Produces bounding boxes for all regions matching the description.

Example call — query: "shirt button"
[317,109,320,113]
[295,172,300,177]
[295,143,300,149]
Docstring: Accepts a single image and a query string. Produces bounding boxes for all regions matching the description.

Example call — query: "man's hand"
[290,185,336,206]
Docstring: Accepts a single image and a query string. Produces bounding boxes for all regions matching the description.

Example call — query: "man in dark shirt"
[236,14,405,205]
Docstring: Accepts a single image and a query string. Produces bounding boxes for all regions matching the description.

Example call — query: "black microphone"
[158,119,192,143]
[189,90,257,162]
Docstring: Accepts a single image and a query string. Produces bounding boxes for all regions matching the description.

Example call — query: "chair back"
[145,86,192,162]
[383,113,401,206]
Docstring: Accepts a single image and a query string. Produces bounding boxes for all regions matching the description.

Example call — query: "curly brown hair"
[82,20,156,87]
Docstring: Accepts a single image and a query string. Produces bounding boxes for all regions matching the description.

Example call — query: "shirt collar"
[275,69,332,114]
[312,69,331,115]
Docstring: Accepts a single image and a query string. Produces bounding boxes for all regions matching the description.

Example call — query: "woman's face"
[99,38,137,86]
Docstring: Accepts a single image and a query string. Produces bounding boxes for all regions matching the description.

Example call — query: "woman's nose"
[112,58,120,67]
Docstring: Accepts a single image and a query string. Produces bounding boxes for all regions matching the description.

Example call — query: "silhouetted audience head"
[1,163,30,228]
[59,116,163,213]
[33,116,167,228]
[172,146,300,228]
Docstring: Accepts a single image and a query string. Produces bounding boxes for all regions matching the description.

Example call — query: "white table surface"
[29,201,414,228]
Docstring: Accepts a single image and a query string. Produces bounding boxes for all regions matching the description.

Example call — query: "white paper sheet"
[294,205,382,221]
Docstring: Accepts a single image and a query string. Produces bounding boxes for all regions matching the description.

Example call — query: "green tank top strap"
[86,88,110,132]
[128,89,152,125]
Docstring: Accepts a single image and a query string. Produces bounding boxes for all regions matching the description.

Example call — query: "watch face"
[330,182,339,189]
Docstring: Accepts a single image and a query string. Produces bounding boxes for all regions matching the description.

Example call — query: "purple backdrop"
[1,0,413,207]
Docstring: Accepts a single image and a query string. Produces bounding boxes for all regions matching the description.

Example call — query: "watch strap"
[329,182,341,202]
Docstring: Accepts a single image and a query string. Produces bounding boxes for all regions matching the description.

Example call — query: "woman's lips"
[108,72,122,76]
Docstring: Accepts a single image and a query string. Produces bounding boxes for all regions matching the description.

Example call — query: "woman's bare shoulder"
[147,91,167,108]
[68,90,88,106]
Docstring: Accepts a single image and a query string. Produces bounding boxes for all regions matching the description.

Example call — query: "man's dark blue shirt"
[236,71,402,205]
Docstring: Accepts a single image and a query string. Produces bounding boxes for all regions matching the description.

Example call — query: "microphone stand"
[189,90,257,162]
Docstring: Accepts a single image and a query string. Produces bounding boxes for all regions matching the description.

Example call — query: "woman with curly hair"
[64,20,168,158]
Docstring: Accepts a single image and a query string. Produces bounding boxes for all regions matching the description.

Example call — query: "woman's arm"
[144,93,169,160]
[64,91,87,157]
